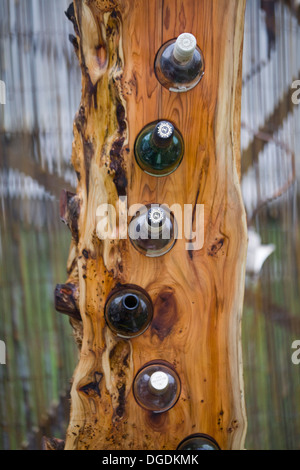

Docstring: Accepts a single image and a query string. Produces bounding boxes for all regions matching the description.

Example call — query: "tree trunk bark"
[59,0,248,450]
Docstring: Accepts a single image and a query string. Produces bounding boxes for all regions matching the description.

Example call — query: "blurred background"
[0,0,300,450]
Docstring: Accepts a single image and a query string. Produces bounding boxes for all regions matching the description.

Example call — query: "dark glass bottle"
[177,434,220,450]
[134,120,184,177]
[133,363,181,413]
[155,33,205,92]
[104,285,153,339]
[129,204,177,258]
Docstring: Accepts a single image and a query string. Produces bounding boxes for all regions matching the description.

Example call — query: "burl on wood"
[55,0,248,450]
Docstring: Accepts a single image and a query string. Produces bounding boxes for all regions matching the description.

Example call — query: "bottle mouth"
[122,294,140,311]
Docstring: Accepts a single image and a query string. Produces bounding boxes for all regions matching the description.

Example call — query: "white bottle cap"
[149,371,169,394]
[173,33,197,63]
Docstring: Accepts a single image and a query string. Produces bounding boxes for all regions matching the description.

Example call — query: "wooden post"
[61,0,248,450]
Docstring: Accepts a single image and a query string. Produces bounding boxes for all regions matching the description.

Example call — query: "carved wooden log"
[62,0,248,450]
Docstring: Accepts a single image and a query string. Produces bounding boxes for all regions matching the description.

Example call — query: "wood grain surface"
[63,0,248,450]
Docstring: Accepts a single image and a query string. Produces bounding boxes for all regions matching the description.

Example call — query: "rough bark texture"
[62,0,247,450]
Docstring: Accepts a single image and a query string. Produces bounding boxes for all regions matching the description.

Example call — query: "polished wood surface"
[64,0,247,450]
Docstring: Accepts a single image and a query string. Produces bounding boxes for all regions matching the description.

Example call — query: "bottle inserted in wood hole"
[134,120,184,177]
[129,204,177,258]
[177,434,221,450]
[104,286,153,339]
[155,33,205,92]
[133,363,181,413]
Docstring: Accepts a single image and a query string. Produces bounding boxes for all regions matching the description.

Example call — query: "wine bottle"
[134,120,184,177]
[177,434,220,450]
[155,33,205,92]
[133,363,181,413]
[129,204,177,258]
[104,285,153,339]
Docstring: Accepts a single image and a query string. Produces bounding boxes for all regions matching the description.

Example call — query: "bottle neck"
[172,53,193,66]
[150,133,172,150]
[173,33,197,64]
[148,371,169,396]
[145,207,167,235]
[151,121,174,149]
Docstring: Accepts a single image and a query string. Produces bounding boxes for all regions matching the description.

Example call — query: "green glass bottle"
[134,121,184,177]
[177,434,220,450]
